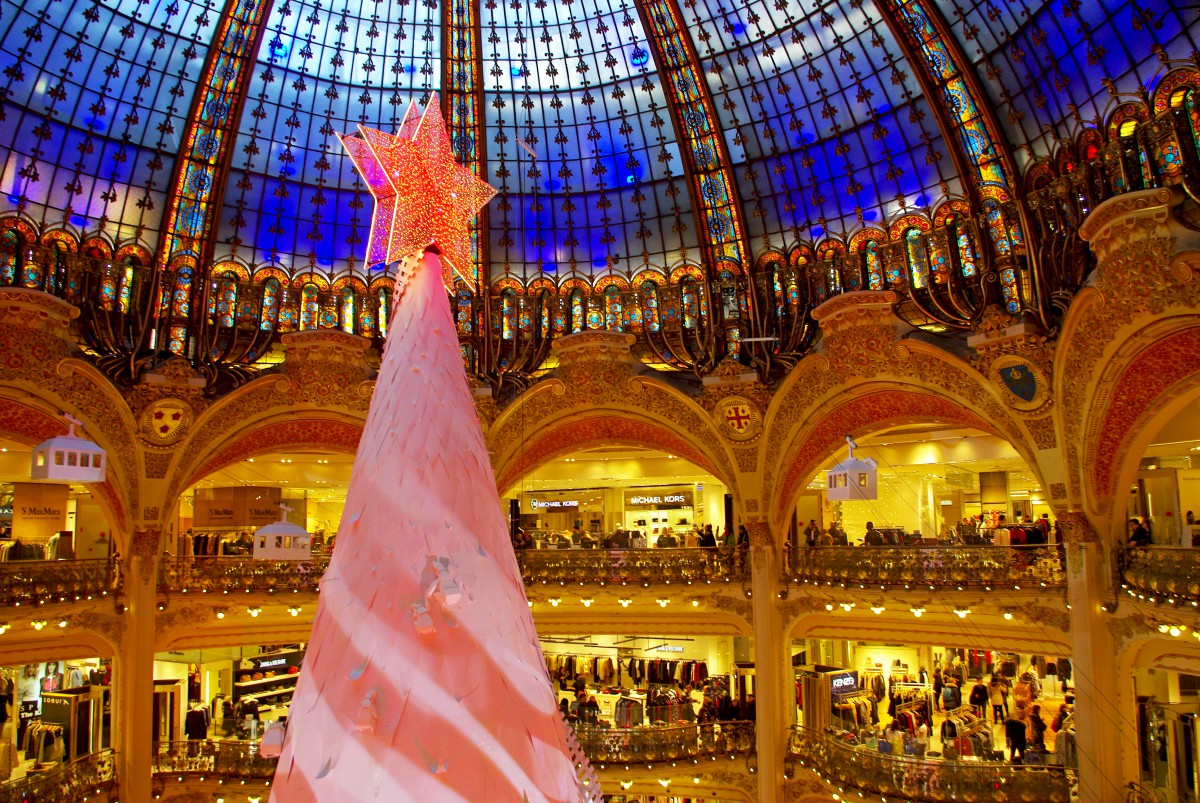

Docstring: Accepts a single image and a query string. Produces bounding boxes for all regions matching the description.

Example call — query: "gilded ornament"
[989,354,1050,412]
[714,395,763,442]
[139,397,194,445]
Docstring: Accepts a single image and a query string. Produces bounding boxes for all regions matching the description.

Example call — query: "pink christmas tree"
[270,97,584,802]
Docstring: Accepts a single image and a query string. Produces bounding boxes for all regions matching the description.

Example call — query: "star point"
[342,96,497,292]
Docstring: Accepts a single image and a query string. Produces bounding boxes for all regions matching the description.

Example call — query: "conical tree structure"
[269,250,582,801]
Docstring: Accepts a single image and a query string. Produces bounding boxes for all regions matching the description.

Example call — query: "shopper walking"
[988,674,1006,723]
[1005,705,1028,763]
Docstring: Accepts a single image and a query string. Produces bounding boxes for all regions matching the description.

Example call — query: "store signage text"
[258,658,288,669]
[831,675,856,689]
[528,498,579,511]
[654,645,684,653]
[623,490,694,508]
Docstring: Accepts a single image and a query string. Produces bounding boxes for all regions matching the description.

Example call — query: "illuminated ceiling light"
[548,598,561,607]
[618,598,632,607]
[825,603,834,611]
[909,607,925,618]
[580,598,593,608]
[58,619,68,628]
[288,607,302,617]
[30,620,47,630]
[247,607,262,617]
[953,609,970,618]
[1003,611,1014,620]
[691,599,700,607]
[215,610,226,619]
[527,600,533,608]
[0,624,9,634]
[1170,626,1183,638]
[656,598,670,607]
[620,781,633,790]
[839,603,855,612]
[658,779,670,788]
[870,606,885,615]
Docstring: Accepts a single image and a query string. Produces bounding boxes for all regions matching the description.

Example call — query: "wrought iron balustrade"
[158,555,330,597]
[152,740,276,780]
[787,545,1065,590]
[0,748,116,803]
[516,547,747,587]
[0,558,119,607]
[787,726,1071,802]
[574,721,755,767]
[1119,547,1200,606]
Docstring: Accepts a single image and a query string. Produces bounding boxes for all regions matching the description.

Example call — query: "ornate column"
[114,527,160,802]
[745,519,786,802]
[1062,512,1131,803]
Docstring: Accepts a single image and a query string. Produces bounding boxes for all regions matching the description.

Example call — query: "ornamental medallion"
[990,354,1050,412]
[139,398,193,445]
[714,395,763,442]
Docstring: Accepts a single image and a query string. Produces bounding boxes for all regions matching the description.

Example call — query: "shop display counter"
[789,544,1066,589]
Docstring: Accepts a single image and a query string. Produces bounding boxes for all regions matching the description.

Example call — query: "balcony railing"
[0,558,119,608]
[516,547,747,587]
[574,721,755,767]
[788,726,1072,802]
[158,555,330,597]
[152,740,276,780]
[0,748,117,803]
[1120,547,1200,607]
[787,545,1066,590]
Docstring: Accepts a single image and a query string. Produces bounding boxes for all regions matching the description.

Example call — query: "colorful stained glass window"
[172,266,193,317]
[340,287,356,334]
[49,242,67,295]
[357,297,375,337]
[168,325,188,355]
[1185,91,1200,163]
[0,231,16,285]
[539,293,551,338]
[865,242,884,290]
[518,296,533,335]
[953,221,978,278]
[772,269,785,318]
[500,289,516,340]
[456,289,473,335]
[216,272,237,326]
[21,251,41,289]
[260,278,280,331]
[983,199,1012,257]
[604,285,623,331]
[642,282,660,332]
[681,279,699,329]
[1000,268,1020,313]
[927,234,950,285]
[377,288,390,338]
[300,283,320,330]
[570,290,585,333]
[905,228,929,290]
[100,265,119,312]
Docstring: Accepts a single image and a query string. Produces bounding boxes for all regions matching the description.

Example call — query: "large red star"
[340,95,496,290]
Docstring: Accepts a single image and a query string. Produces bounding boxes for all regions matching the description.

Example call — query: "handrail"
[788,725,1071,802]
[573,720,755,766]
[0,748,117,803]
[516,547,747,586]
[1119,546,1200,606]
[152,739,276,779]
[0,558,119,607]
[158,555,331,596]
[787,545,1066,589]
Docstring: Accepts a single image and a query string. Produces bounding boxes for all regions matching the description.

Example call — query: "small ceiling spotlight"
[618,598,632,607]
[953,608,970,618]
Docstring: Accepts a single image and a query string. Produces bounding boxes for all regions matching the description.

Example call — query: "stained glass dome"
[0,0,1192,282]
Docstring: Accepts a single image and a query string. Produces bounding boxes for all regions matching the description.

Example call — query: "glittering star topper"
[339,93,497,291]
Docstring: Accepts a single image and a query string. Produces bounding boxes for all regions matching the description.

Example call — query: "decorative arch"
[0,216,38,243]
[630,268,667,287]
[251,266,289,284]
[210,260,250,281]
[814,239,845,260]
[1088,325,1200,516]
[0,397,129,537]
[932,200,971,228]
[1107,101,1150,138]
[772,388,1006,523]
[290,272,330,291]
[888,212,931,241]
[39,228,79,251]
[1024,160,1057,190]
[491,276,524,296]
[668,263,704,283]
[789,244,815,266]
[526,276,556,296]
[181,416,365,492]
[114,243,153,266]
[331,276,368,294]
[494,414,727,496]
[1153,66,1200,113]
[593,274,630,293]
[79,235,114,260]
[558,276,591,296]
